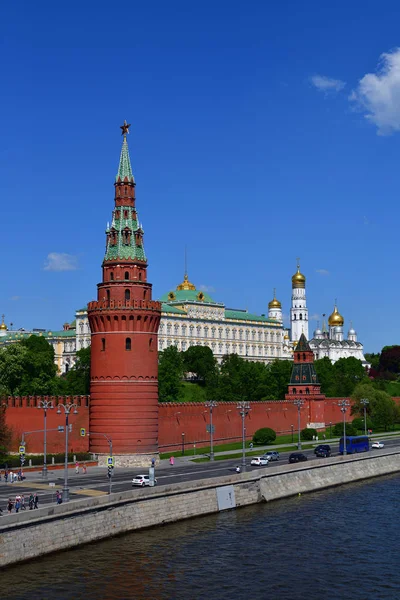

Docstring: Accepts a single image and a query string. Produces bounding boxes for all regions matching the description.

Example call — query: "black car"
[288,452,308,464]
[314,444,331,458]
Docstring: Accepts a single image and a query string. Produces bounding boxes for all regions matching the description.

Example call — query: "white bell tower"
[290,259,309,342]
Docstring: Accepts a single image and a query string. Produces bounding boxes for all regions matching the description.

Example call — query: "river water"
[3,474,400,600]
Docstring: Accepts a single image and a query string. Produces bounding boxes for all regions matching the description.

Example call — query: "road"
[1,437,399,512]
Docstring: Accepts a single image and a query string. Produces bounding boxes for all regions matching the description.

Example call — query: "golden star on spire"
[120,120,131,136]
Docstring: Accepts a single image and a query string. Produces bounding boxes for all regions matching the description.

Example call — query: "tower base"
[97,453,159,468]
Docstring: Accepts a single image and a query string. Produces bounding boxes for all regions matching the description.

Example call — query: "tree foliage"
[351,382,398,431]
[301,428,317,441]
[253,427,276,445]
[315,357,368,397]
[158,346,184,402]
[58,347,91,395]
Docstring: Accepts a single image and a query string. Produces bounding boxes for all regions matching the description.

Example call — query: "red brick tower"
[88,122,161,466]
[286,333,326,428]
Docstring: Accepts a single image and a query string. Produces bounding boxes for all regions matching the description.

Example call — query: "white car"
[371,441,384,449]
[132,474,157,487]
[250,457,269,466]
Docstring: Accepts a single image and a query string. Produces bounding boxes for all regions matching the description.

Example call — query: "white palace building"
[0,263,368,372]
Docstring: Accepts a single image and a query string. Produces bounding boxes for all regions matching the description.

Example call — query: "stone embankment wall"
[1,451,400,568]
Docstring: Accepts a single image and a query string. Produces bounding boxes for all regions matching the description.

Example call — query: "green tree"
[351,382,397,431]
[332,422,357,437]
[0,344,28,394]
[19,336,58,395]
[314,357,336,396]
[183,346,217,382]
[60,347,91,395]
[365,352,380,371]
[267,360,293,400]
[332,357,368,396]
[158,346,184,402]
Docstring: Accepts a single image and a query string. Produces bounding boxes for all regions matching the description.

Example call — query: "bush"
[352,417,374,432]
[332,422,357,437]
[300,428,317,441]
[253,427,276,445]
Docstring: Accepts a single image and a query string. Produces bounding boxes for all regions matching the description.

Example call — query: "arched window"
[125,271,129,280]
[106,289,110,303]
[101,338,106,351]
[299,314,302,320]
[125,338,131,351]
[292,387,296,394]
[110,272,114,281]
[139,272,142,281]
[149,337,154,351]
[306,388,310,395]
[125,289,130,302]
[294,315,296,320]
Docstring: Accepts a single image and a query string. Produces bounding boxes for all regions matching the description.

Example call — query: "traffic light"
[107,465,113,479]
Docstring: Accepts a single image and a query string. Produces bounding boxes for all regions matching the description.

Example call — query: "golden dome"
[268,289,282,309]
[176,273,196,291]
[328,305,344,327]
[0,315,7,331]
[292,267,306,288]
[284,333,289,340]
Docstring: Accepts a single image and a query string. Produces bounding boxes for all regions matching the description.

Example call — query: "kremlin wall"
[4,395,400,456]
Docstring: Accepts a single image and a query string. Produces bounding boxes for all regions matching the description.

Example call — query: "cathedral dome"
[292,267,306,288]
[268,290,281,309]
[328,305,344,327]
[0,316,7,331]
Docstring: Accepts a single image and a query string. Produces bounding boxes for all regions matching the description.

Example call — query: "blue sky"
[0,1,399,352]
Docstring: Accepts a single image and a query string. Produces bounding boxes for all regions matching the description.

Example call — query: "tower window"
[106,290,110,303]
[101,338,106,351]
[125,289,130,302]
[125,337,131,351]
[110,272,114,281]
[139,272,142,281]
[149,337,154,351]
[299,314,302,320]
[125,271,129,280]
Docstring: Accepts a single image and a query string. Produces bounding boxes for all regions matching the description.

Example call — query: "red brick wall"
[3,397,90,454]
[4,396,399,455]
[158,398,349,452]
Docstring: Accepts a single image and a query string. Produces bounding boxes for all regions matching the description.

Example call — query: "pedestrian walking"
[75,461,79,474]
[15,497,20,513]
[28,493,34,510]
[169,456,174,466]
[323,433,326,440]
[21,495,26,510]
[4,470,8,483]
[7,498,13,514]
[9,470,13,484]
[82,463,87,474]
[34,493,39,509]
[56,490,62,504]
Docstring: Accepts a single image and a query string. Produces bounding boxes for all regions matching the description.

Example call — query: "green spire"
[116,122,134,182]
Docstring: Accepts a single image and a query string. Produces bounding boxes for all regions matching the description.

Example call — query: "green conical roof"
[116,135,134,182]
[295,333,311,352]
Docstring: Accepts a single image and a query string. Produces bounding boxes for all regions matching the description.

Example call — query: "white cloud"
[311,75,346,93]
[316,269,329,276]
[44,253,78,272]
[200,285,215,293]
[10,295,20,301]
[363,215,369,226]
[350,48,400,135]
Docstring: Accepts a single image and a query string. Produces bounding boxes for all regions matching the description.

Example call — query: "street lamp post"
[37,400,54,479]
[329,421,332,438]
[57,402,78,502]
[360,398,369,437]
[293,398,305,450]
[205,401,218,460]
[338,399,350,455]
[181,432,185,456]
[237,401,251,471]
[291,424,294,444]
